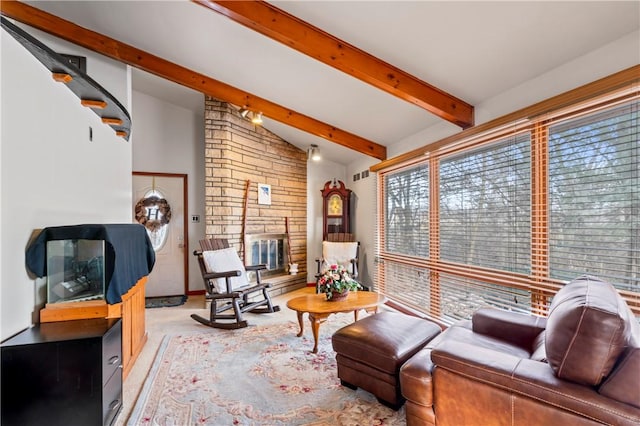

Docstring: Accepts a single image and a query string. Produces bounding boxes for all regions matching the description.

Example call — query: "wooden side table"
[286,291,387,353]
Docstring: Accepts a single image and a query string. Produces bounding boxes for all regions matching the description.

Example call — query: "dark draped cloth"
[25,224,155,304]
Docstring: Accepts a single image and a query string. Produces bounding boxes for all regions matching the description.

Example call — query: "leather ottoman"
[332,311,441,409]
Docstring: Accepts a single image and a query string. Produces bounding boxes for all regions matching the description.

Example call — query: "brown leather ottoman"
[332,311,441,409]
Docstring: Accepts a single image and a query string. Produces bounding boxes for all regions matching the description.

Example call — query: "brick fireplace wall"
[204,97,307,294]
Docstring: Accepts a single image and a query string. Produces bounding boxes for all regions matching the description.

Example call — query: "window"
[375,68,639,322]
[549,100,639,293]
[383,163,429,258]
[440,134,531,273]
[378,261,431,313]
[438,273,532,323]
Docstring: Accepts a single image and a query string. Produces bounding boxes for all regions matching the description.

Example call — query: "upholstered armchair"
[400,275,640,426]
[315,240,359,292]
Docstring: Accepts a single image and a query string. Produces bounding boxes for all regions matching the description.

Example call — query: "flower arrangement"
[318,264,362,300]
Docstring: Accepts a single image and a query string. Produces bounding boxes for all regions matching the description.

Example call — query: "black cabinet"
[1,318,122,426]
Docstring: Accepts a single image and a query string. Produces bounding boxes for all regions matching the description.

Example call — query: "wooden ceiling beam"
[0,0,386,160]
[194,0,474,129]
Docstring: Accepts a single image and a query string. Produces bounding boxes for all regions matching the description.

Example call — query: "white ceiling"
[24,1,640,164]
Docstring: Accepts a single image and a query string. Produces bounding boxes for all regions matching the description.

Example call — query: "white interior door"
[133,173,186,297]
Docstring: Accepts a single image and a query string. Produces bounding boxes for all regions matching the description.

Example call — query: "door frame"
[133,171,189,295]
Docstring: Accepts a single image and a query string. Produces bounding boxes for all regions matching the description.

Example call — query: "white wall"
[389,30,640,160]
[131,90,205,292]
[1,26,132,340]
[306,160,346,283]
[346,157,379,289]
[350,30,640,289]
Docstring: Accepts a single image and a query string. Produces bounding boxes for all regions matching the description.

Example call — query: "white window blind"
[438,273,532,325]
[439,134,531,273]
[377,82,640,322]
[549,100,639,292]
[378,260,431,312]
[383,164,429,258]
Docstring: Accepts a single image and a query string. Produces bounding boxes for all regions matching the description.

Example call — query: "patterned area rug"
[127,319,406,425]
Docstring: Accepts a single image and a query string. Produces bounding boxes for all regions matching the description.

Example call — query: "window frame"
[375,66,640,322]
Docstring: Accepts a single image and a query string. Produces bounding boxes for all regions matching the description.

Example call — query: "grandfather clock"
[321,180,352,240]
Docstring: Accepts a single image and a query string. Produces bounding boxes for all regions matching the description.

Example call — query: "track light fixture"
[308,144,321,161]
[238,107,263,126]
[251,111,263,125]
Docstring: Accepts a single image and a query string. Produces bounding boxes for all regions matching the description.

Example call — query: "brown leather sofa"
[400,275,640,425]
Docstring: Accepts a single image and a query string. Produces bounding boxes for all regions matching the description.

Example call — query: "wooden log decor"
[241,179,250,262]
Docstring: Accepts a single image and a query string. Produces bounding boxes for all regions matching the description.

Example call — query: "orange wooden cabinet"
[119,277,147,379]
[39,276,147,379]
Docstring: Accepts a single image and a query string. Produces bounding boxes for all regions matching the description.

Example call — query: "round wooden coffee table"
[286,291,387,353]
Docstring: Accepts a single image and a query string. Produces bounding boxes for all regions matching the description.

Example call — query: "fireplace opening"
[245,233,289,278]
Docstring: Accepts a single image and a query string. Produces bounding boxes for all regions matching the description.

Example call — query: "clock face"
[328,194,343,216]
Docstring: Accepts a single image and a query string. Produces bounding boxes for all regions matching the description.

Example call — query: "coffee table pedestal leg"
[295,311,304,337]
[308,312,329,353]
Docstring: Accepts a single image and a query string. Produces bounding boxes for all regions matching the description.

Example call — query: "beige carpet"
[117,287,390,425]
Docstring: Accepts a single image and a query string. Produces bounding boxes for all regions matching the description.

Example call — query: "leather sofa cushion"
[530,331,547,362]
[400,347,435,407]
[401,322,532,407]
[598,347,640,408]
[432,340,640,426]
[545,275,632,386]
[443,323,532,358]
[472,308,547,351]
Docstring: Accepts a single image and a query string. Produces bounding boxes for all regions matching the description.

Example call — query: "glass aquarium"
[46,239,105,304]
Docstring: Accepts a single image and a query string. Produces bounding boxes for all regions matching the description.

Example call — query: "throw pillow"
[321,241,358,274]
[202,248,249,293]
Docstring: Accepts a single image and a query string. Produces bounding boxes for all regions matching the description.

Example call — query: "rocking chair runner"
[191,238,280,329]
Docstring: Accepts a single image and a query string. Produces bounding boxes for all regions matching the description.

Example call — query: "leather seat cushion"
[545,275,633,386]
[332,311,441,374]
[432,325,532,359]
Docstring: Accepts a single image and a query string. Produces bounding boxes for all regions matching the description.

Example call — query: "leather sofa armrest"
[472,308,547,350]
[400,348,435,407]
[432,340,640,426]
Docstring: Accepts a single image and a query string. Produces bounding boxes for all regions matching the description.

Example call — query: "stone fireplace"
[204,97,307,294]
[245,233,289,277]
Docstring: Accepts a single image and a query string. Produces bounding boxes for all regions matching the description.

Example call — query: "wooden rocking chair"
[191,238,280,329]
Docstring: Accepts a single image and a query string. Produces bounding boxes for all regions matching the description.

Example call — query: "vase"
[327,289,349,302]
[288,263,298,275]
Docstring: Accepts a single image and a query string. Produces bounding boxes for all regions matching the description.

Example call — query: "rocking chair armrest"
[203,270,242,280]
[350,259,359,278]
[245,264,268,272]
[245,264,267,285]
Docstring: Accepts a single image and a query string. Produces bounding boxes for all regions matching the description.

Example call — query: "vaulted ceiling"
[3,1,639,164]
